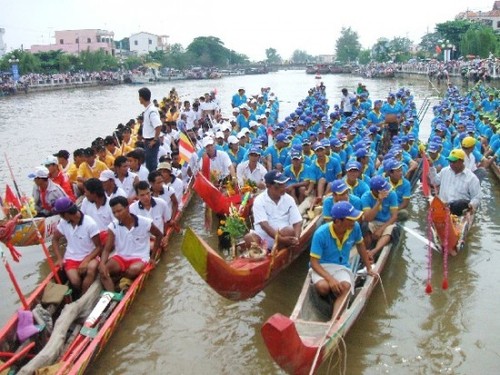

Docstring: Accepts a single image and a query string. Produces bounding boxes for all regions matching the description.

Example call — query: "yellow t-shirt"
[77,160,109,179]
[66,163,79,183]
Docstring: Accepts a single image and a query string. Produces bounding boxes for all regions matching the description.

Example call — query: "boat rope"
[426,209,434,294]
[442,208,450,290]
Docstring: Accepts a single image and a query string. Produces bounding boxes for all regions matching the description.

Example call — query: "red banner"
[193,172,241,215]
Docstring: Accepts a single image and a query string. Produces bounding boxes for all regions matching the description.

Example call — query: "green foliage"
[35,50,66,74]
[371,38,391,62]
[435,19,473,56]
[419,32,443,57]
[265,48,282,64]
[390,37,413,62]
[290,50,314,64]
[187,36,232,67]
[460,24,499,58]
[335,27,361,63]
[78,49,118,71]
[358,49,372,65]
[122,56,143,70]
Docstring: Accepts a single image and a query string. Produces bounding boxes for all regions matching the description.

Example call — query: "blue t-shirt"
[361,190,398,222]
[308,156,342,183]
[284,164,310,185]
[323,195,363,220]
[310,222,363,267]
[388,178,411,206]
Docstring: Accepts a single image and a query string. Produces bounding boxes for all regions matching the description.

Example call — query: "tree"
[358,49,372,65]
[34,50,66,74]
[419,32,443,57]
[186,36,231,67]
[435,19,473,56]
[460,24,499,58]
[371,38,391,62]
[389,37,413,62]
[290,49,314,64]
[335,27,361,63]
[265,48,282,64]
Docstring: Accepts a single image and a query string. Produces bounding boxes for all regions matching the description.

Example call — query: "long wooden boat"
[261,227,402,375]
[0,180,194,375]
[490,161,500,182]
[10,215,60,247]
[182,208,323,301]
[429,196,474,255]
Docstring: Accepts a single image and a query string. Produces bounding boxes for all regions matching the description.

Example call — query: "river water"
[0,71,499,374]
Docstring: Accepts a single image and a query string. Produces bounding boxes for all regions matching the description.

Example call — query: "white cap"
[99,169,115,182]
[202,136,215,147]
[232,107,240,113]
[239,104,250,111]
[228,135,239,144]
[28,166,49,179]
[249,120,259,128]
[43,155,58,165]
[215,131,224,139]
[237,131,247,139]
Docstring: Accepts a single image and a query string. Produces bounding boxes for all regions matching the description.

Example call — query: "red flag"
[435,45,442,54]
[5,185,21,210]
[421,156,430,197]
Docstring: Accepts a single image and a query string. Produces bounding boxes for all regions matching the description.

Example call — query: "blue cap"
[370,175,390,191]
[53,196,76,213]
[384,159,403,172]
[264,170,290,185]
[290,150,302,159]
[330,138,342,148]
[348,126,358,135]
[368,125,378,134]
[331,201,363,220]
[330,179,349,194]
[355,148,368,158]
[276,133,287,142]
[249,146,261,155]
[427,142,440,153]
[345,160,361,171]
[313,141,325,151]
[320,138,330,147]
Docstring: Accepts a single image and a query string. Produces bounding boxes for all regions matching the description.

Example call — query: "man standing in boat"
[428,148,482,216]
[139,87,162,172]
[310,201,374,318]
[99,196,166,292]
[244,170,302,250]
[51,197,102,295]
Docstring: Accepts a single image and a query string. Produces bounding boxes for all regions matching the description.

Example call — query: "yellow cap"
[447,149,466,162]
[461,136,476,148]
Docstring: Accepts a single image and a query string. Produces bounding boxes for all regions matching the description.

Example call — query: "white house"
[129,32,169,56]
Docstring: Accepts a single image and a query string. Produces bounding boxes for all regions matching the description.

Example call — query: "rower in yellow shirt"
[77,147,109,192]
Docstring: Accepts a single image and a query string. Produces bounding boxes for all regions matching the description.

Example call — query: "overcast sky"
[0,0,494,61]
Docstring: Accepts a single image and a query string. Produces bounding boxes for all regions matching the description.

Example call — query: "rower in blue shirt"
[323,179,363,221]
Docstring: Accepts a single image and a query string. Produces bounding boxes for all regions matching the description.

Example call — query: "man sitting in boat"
[283,150,310,205]
[99,196,166,292]
[322,179,362,221]
[43,155,77,202]
[310,201,374,317]
[199,135,236,186]
[81,178,115,244]
[130,181,170,236]
[461,136,493,183]
[236,146,267,190]
[29,166,68,217]
[361,175,399,261]
[51,197,102,296]
[99,169,127,200]
[385,159,411,221]
[428,148,482,216]
[244,170,302,250]
[77,147,109,194]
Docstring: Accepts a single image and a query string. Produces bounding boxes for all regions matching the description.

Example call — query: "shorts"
[110,255,146,272]
[64,259,83,271]
[99,230,108,246]
[64,257,100,271]
[368,221,395,237]
[311,264,355,293]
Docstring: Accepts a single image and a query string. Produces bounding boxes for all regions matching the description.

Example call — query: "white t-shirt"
[142,103,162,138]
[252,190,302,248]
[114,172,138,198]
[80,197,114,231]
[56,214,100,261]
[129,197,169,234]
[108,214,152,262]
[199,150,233,179]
